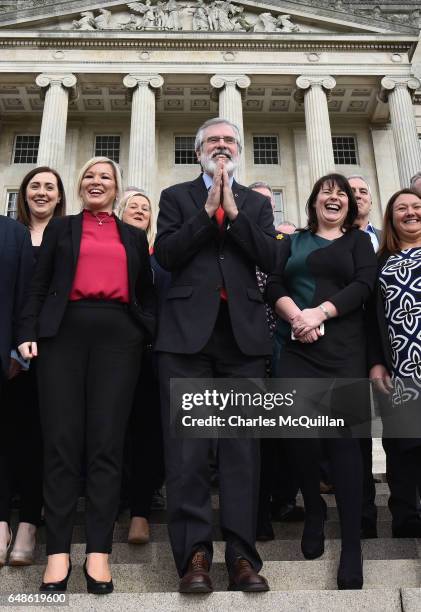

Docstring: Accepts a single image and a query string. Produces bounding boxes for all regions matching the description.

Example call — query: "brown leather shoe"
[228,558,269,592]
[179,551,213,594]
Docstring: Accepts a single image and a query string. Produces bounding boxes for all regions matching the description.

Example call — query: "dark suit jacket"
[154,175,286,356]
[367,250,393,373]
[0,216,33,376]
[17,212,156,345]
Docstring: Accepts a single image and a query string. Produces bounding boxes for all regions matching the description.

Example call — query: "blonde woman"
[117,188,167,546]
[18,159,155,594]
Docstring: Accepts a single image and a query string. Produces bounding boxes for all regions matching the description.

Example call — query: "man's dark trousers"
[159,302,265,576]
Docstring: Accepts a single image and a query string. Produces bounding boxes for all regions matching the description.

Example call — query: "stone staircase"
[1,441,421,611]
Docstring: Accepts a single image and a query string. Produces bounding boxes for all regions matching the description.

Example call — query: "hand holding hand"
[292,308,324,337]
[296,329,321,344]
[369,364,393,395]
[18,341,38,361]
[205,163,222,218]
[221,164,238,221]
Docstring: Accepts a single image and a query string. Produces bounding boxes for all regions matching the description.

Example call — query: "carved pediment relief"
[0,0,417,34]
[69,2,304,33]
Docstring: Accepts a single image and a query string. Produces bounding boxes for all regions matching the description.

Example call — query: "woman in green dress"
[267,173,377,589]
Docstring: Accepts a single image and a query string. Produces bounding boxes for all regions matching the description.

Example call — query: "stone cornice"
[0,31,417,54]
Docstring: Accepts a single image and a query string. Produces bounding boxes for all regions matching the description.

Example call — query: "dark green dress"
[267,228,377,379]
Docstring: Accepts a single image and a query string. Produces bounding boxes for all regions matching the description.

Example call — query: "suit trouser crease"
[37,302,143,555]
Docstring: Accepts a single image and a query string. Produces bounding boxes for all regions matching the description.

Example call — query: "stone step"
[1,559,420,594]
[31,517,400,545]
[0,589,403,612]
[0,589,404,612]
[25,537,420,565]
[64,503,393,529]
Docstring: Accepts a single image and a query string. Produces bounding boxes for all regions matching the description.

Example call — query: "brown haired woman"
[0,167,66,568]
[267,173,377,590]
[368,188,421,538]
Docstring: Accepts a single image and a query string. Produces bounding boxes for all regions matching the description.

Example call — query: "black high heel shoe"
[337,548,363,590]
[40,559,72,592]
[301,497,327,560]
[83,559,114,595]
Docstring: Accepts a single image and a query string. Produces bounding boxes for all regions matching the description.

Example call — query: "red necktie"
[215,205,227,301]
[215,205,225,228]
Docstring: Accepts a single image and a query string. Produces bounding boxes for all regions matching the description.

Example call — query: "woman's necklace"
[92,212,110,226]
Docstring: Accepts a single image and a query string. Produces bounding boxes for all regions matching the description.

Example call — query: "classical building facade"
[0,0,421,227]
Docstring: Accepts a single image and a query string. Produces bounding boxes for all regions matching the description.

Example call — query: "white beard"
[201,148,239,177]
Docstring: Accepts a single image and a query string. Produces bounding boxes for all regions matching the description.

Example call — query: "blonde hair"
[75,156,123,210]
[116,188,156,248]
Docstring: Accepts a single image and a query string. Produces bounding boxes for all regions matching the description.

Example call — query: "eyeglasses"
[204,136,237,145]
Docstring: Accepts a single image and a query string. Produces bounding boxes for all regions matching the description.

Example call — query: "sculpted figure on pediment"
[253,11,278,32]
[72,11,96,30]
[126,0,157,29]
[208,1,240,32]
[94,8,112,29]
[163,0,187,30]
[232,6,253,32]
[411,10,421,29]
[276,14,300,32]
[192,0,211,31]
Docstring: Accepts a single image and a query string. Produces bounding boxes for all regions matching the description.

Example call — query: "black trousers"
[287,437,363,549]
[158,302,265,577]
[0,363,43,525]
[37,301,143,555]
[360,437,377,528]
[383,439,421,529]
[258,439,299,522]
[126,347,165,519]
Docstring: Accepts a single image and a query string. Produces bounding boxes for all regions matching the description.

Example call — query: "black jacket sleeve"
[226,198,279,273]
[265,236,292,307]
[12,225,34,349]
[328,230,377,315]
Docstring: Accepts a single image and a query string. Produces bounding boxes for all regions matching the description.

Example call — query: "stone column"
[35,73,77,171]
[123,73,164,196]
[210,74,250,184]
[379,76,421,188]
[296,75,336,185]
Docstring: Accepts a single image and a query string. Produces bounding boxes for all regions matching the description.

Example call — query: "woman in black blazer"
[18,157,156,594]
[1,167,66,568]
[116,188,166,546]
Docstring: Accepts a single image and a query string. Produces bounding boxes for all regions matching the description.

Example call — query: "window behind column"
[13,135,39,164]
[253,136,279,165]
[4,191,18,219]
[94,135,121,163]
[332,135,358,165]
[273,190,284,226]
[174,136,196,165]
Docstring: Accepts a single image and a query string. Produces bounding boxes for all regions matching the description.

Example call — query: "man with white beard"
[155,118,284,594]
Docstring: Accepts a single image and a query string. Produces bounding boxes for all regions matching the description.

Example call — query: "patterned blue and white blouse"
[379,248,421,406]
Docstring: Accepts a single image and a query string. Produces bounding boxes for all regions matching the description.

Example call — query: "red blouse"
[69,210,129,303]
